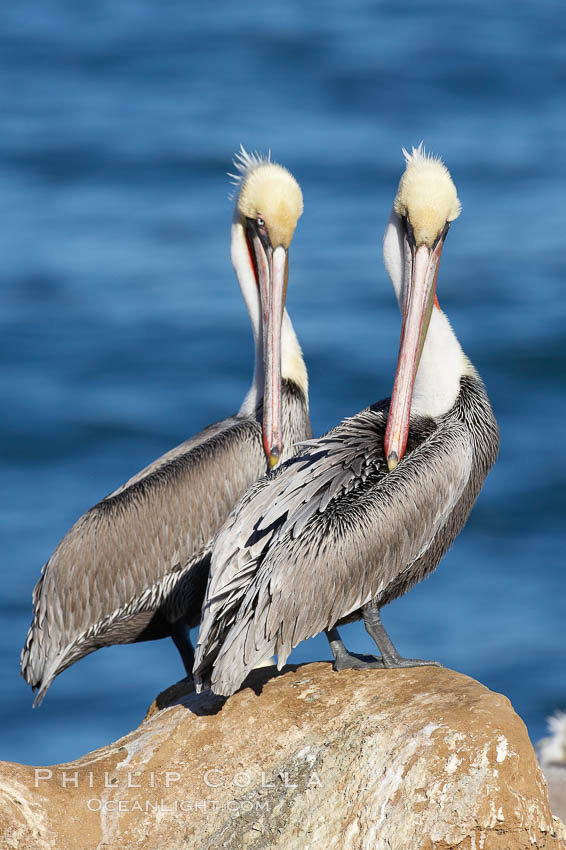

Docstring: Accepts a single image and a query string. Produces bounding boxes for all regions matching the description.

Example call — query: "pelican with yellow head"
[195,145,499,697]
[21,148,311,705]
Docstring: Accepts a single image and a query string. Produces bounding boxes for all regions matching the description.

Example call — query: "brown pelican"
[21,149,311,706]
[195,145,500,697]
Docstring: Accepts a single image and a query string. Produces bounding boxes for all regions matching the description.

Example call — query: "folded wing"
[196,407,473,695]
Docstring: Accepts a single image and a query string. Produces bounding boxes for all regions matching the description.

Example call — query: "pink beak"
[384,231,446,471]
[250,231,287,468]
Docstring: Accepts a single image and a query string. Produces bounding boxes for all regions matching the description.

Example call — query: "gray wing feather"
[108,419,241,497]
[195,410,473,695]
[22,416,266,701]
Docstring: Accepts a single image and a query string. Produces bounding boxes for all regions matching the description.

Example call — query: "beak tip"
[387,452,399,472]
[268,451,280,469]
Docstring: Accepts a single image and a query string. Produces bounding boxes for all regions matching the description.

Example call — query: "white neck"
[382,207,469,419]
[230,215,308,416]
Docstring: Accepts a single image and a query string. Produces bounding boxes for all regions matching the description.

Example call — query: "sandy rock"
[1,663,564,850]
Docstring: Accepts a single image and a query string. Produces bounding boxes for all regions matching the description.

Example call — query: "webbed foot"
[381,656,441,669]
[332,650,385,671]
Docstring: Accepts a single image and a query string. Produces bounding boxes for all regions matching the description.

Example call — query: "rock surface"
[1,663,564,850]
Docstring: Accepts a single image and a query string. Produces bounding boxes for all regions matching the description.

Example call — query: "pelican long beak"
[384,228,446,471]
[250,230,287,468]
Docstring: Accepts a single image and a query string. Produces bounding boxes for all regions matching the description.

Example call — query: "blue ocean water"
[1,1,565,766]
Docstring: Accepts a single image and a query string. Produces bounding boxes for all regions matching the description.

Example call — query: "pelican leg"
[171,621,195,679]
[325,627,384,671]
[362,604,441,668]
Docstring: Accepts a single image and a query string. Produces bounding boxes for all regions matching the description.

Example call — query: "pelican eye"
[248,215,270,250]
